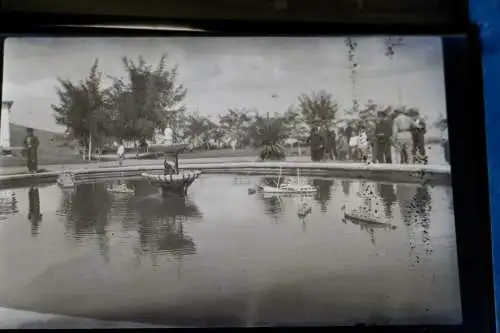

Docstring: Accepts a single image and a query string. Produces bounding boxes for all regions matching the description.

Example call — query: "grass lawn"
[0,146,310,168]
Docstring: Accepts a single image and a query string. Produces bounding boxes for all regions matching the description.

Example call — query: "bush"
[260,144,286,160]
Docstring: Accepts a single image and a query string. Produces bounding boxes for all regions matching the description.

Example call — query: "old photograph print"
[0,37,458,327]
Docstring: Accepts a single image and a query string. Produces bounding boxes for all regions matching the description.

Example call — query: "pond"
[0,174,460,327]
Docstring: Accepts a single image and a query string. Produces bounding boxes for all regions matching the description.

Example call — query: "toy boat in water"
[57,171,76,188]
[106,183,135,194]
[258,168,318,194]
[259,183,318,194]
[344,211,396,229]
[297,203,312,218]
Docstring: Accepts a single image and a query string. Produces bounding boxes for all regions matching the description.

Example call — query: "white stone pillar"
[1,101,13,151]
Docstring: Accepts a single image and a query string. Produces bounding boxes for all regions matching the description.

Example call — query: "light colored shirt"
[117,145,125,157]
[392,114,416,143]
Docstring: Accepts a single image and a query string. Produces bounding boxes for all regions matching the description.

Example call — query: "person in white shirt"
[392,109,416,164]
[117,141,125,166]
[357,127,369,163]
[348,129,359,161]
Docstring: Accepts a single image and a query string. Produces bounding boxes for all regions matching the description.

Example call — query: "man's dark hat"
[27,127,34,133]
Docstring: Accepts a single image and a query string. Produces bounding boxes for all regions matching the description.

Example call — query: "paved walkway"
[0,156,310,176]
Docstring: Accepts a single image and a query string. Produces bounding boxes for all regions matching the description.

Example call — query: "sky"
[2,36,447,135]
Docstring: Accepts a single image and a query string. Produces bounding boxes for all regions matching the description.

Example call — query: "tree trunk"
[88,134,92,161]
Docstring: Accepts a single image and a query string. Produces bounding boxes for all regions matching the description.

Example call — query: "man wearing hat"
[23,128,40,173]
[374,107,393,163]
[391,107,415,164]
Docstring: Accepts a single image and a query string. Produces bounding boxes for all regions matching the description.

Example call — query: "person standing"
[327,127,337,160]
[309,127,324,162]
[336,128,349,161]
[366,124,377,163]
[375,110,393,163]
[348,128,359,161]
[409,109,428,164]
[392,109,415,164]
[345,124,354,144]
[117,140,125,166]
[319,126,330,160]
[23,128,40,173]
[358,127,369,163]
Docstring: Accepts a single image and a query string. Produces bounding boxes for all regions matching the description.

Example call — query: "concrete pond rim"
[0,161,452,189]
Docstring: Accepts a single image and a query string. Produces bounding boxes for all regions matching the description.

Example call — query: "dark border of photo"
[0,13,494,333]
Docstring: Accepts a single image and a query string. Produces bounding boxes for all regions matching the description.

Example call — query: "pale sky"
[2,37,447,134]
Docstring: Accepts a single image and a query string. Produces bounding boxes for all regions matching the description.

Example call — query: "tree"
[282,107,309,143]
[218,109,254,150]
[108,54,187,145]
[249,113,288,160]
[183,112,217,149]
[52,59,110,158]
[297,91,338,129]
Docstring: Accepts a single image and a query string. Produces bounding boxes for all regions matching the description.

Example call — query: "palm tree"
[250,114,288,160]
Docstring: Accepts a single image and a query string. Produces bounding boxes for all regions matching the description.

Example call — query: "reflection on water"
[133,194,201,258]
[0,190,18,221]
[56,181,202,262]
[312,179,334,212]
[377,184,397,218]
[0,175,460,327]
[28,187,42,237]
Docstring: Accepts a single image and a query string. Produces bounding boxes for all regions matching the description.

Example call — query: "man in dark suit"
[374,110,393,163]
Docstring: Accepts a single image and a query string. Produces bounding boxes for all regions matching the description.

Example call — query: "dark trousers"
[27,160,38,173]
[400,143,409,164]
[412,133,427,164]
[311,147,324,161]
[376,139,392,164]
[371,142,377,162]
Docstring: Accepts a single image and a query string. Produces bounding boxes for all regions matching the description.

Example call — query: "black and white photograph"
[0,36,457,327]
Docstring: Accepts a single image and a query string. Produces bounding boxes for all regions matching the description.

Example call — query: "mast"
[276,167,282,189]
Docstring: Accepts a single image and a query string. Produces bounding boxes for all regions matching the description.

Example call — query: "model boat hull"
[258,184,318,194]
[344,212,396,229]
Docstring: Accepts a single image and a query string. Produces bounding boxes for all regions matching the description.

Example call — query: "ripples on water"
[0,175,461,327]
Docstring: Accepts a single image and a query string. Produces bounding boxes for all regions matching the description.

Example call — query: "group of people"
[307,107,430,165]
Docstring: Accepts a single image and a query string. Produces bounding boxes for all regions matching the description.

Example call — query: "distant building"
[1,101,13,153]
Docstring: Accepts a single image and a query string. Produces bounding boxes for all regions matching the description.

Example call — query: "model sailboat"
[258,168,318,194]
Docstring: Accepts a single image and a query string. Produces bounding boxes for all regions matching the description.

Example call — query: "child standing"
[117,141,125,166]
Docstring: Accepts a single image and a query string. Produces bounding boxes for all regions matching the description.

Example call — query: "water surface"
[0,174,460,327]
